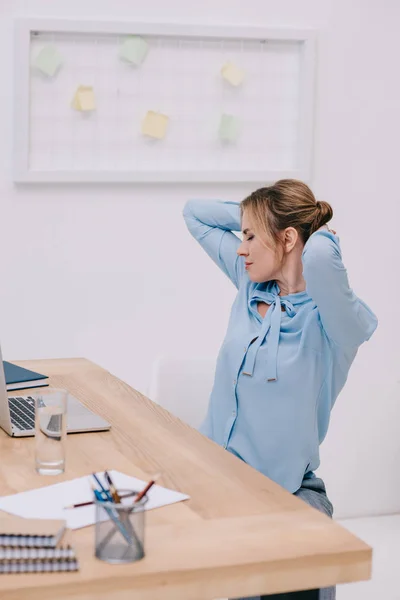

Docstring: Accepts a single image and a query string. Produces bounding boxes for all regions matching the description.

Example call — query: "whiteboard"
[13,19,316,183]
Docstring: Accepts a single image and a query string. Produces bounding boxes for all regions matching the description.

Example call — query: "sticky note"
[141,111,169,140]
[221,62,245,87]
[219,114,240,142]
[119,36,149,66]
[71,86,96,112]
[33,45,62,77]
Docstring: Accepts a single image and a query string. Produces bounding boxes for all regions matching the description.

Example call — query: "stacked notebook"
[0,518,79,574]
[3,362,49,392]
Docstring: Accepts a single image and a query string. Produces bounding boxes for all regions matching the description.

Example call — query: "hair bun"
[311,200,333,234]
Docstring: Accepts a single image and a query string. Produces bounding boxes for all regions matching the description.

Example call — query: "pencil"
[134,473,160,503]
[104,471,121,503]
[64,490,136,509]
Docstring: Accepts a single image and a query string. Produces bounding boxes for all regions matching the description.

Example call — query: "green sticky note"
[219,114,240,142]
[33,45,63,77]
[119,36,149,66]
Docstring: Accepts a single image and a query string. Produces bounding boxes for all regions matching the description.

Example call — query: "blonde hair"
[240,179,333,248]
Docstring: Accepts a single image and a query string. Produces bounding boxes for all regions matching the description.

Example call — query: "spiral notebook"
[0,545,79,573]
[0,518,79,573]
[0,517,66,548]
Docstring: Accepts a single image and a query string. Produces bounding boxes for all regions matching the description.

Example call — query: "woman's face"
[237,210,283,283]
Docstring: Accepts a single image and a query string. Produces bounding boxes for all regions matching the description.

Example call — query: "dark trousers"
[262,590,319,600]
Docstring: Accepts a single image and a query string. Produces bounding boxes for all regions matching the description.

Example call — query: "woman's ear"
[283,227,299,253]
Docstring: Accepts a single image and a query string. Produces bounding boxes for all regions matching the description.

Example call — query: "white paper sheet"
[0,471,190,530]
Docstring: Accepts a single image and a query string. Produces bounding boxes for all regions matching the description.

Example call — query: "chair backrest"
[148,356,216,429]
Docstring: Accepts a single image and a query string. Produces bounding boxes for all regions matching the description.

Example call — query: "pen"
[134,473,160,503]
[91,486,133,544]
[103,471,138,542]
[92,472,113,501]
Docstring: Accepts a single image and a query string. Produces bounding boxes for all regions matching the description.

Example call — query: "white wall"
[0,0,398,518]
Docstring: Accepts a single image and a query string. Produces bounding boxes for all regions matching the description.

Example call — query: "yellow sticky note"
[221,62,245,87]
[141,111,169,140]
[71,86,96,112]
[34,45,63,77]
[219,114,240,142]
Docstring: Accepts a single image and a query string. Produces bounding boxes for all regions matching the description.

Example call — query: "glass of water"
[34,388,67,475]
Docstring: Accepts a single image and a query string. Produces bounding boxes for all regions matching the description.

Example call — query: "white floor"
[337,514,400,599]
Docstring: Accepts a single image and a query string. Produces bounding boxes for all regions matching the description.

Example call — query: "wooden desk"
[0,358,371,600]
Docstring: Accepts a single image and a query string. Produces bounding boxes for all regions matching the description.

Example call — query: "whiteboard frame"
[13,18,317,183]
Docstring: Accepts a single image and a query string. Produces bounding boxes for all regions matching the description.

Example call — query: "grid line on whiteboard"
[28,31,302,175]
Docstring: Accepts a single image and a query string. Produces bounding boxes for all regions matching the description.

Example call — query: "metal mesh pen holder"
[94,489,147,564]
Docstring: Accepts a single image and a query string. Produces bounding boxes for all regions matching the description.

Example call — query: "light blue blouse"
[183,199,378,492]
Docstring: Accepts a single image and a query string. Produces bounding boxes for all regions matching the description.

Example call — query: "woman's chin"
[247,270,274,284]
[247,272,262,283]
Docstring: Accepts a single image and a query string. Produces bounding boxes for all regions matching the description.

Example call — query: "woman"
[183,180,377,600]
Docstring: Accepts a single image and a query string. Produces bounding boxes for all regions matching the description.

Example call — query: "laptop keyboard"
[8,396,35,430]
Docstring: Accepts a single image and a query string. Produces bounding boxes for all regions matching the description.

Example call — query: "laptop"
[0,346,111,437]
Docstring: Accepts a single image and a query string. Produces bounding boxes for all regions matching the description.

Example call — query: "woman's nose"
[237,242,248,257]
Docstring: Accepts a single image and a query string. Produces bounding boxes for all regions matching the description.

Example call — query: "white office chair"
[149,356,226,600]
[148,356,216,429]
